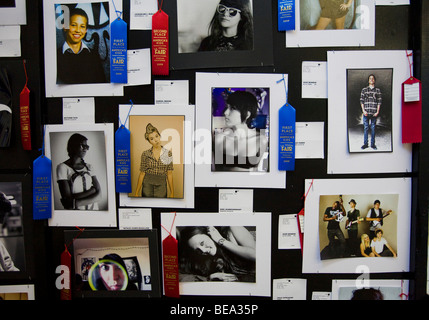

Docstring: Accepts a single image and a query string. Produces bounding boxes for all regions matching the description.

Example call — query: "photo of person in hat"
[197,0,254,52]
[345,199,361,256]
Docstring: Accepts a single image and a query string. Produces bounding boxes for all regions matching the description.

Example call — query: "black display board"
[0,0,427,307]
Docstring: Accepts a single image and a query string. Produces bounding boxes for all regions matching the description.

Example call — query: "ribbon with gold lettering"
[152,0,169,75]
[110,5,128,83]
[161,213,179,298]
[20,60,31,150]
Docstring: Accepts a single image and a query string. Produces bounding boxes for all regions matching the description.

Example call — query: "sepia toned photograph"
[211,87,269,172]
[129,115,185,200]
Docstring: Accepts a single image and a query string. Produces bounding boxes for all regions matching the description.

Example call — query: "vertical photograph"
[0,182,25,273]
[346,68,393,153]
[177,0,254,53]
[300,0,361,31]
[319,194,398,260]
[55,2,110,84]
[129,115,185,199]
[177,226,256,283]
[211,87,269,172]
[49,130,108,211]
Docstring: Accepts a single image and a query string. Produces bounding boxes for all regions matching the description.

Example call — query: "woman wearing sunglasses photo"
[198,0,254,52]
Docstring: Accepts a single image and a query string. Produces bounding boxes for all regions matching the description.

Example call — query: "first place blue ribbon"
[278,0,295,31]
[110,10,128,83]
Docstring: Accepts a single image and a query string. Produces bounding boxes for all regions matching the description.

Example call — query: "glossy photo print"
[211,87,269,173]
[65,229,161,298]
[161,212,271,296]
[318,194,398,261]
[0,182,25,273]
[347,69,393,153]
[177,225,256,283]
[128,115,185,200]
[55,2,110,85]
[45,123,116,227]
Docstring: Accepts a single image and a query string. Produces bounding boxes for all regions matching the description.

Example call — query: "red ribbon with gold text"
[20,60,31,150]
[402,51,422,144]
[161,213,180,298]
[152,0,169,75]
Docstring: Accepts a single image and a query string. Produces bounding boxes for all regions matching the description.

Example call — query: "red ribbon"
[402,51,422,144]
[19,60,31,150]
[161,213,180,298]
[152,1,169,75]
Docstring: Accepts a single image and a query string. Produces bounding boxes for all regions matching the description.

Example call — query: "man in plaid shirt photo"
[360,74,382,150]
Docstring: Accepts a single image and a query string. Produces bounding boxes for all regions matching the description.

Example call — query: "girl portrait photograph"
[211,87,269,173]
[55,2,110,84]
[177,225,256,283]
[177,0,254,54]
[129,115,184,200]
[45,123,116,227]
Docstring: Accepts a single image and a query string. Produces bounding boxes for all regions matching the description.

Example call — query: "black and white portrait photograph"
[45,123,116,227]
[177,225,256,283]
[346,68,393,153]
[319,193,398,261]
[65,229,161,298]
[211,87,269,172]
[0,182,25,273]
[55,2,110,85]
[164,0,273,70]
[177,0,254,53]
[302,178,411,274]
[161,212,271,296]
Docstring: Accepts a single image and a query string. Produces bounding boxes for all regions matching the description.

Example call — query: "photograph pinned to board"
[0,285,35,300]
[0,178,27,276]
[285,0,375,48]
[302,178,411,274]
[160,211,271,296]
[319,193,398,260]
[163,0,274,70]
[43,0,125,97]
[331,279,409,300]
[118,104,195,209]
[327,50,413,174]
[44,123,117,227]
[346,68,393,153]
[195,72,287,189]
[64,229,161,299]
[0,0,26,25]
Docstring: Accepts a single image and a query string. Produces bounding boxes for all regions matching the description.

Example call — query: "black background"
[0,0,427,307]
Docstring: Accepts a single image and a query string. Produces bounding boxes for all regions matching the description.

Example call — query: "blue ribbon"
[278,0,295,31]
[110,11,128,83]
[115,102,133,193]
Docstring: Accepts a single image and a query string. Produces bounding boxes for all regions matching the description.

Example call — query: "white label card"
[218,189,253,213]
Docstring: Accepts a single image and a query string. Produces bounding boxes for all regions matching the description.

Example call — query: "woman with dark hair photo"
[133,123,174,198]
[213,89,268,172]
[56,133,101,210]
[177,226,256,282]
[198,0,253,51]
[88,253,137,291]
